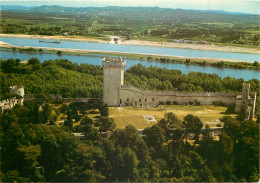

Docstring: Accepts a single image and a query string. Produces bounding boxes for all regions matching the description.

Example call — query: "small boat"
[39,40,61,44]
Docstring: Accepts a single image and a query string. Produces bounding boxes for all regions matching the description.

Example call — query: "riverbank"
[1,41,259,71]
[0,33,259,54]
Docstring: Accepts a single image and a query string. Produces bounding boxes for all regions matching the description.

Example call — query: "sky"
[1,0,260,14]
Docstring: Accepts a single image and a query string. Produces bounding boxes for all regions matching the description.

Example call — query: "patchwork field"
[109,105,237,129]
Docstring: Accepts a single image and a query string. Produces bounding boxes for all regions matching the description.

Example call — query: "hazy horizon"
[1,0,259,15]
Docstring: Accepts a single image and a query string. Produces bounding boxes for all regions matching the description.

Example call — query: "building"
[102,57,256,120]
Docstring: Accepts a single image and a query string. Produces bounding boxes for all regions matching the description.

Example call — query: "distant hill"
[21,5,258,25]
[1,5,257,16]
[0,5,33,10]
[188,9,253,15]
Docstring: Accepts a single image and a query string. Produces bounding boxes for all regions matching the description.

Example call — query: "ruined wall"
[0,97,23,112]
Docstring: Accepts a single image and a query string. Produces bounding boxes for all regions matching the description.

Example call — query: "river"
[0,37,259,62]
[1,50,259,80]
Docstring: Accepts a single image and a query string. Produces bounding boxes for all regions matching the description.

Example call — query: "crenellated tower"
[102,57,126,106]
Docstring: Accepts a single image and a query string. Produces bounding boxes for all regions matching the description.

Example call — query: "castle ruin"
[102,57,256,120]
[0,86,25,112]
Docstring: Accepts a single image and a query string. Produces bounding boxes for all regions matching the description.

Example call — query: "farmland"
[1,6,259,48]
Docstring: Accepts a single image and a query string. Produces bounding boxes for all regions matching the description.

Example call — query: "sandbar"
[0,41,255,63]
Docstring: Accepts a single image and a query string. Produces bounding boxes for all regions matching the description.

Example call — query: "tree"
[82,124,98,141]
[221,116,241,142]
[64,119,73,130]
[143,125,166,158]
[99,104,109,116]
[57,143,104,182]
[95,116,116,134]
[80,116,93,125]
[233,120,259,181]
[1,58,20,73]
[158,112,183,141]
[17,144,44,181]
[112,147,139,181]
[28,58,42,70]
[182,114,203,142]
[111,125,140,148]
[252,61,258,67]
[2,170,29,182]
[40,104,53,123]
[31,104,40,124]
[197,124,215,167]
[111,125,149,165]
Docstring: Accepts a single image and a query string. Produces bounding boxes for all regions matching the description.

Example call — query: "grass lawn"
[109,105,237,129]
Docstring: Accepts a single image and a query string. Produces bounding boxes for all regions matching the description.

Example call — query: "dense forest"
[0,58,259,182]
[0,6,259,46]
[1,98,259,182]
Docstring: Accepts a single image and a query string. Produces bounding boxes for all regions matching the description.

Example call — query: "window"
[127,98,129,102]
[152,98,155,102]
[145,98,147,102]
[139,98,141,102]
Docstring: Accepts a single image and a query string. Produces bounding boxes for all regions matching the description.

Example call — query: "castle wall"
[120,86,238,108]
[101,57,256,120]
[235,96,242,112]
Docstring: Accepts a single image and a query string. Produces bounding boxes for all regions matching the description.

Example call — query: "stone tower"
[242,83,250,106]
[102,57,126,106]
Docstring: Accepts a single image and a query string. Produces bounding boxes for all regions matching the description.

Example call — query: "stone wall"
[120,85,239,108]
